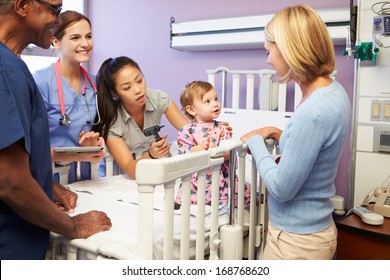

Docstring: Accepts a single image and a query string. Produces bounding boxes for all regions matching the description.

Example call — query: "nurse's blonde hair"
[264,5,335,83]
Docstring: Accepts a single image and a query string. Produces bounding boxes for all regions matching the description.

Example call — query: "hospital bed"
[48,138,277,260]
[49,66,339,260]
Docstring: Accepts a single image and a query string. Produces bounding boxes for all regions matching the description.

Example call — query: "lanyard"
[54,59,97,125]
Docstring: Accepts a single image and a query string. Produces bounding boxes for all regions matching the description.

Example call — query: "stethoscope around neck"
[55,59,101,126]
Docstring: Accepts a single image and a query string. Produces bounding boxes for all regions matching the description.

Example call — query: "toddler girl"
[174,81,252,209]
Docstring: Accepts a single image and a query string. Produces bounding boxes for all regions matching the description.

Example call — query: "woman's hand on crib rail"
[240,126,282,143]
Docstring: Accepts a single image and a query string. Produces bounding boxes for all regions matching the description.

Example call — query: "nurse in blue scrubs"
[34,11,105,183]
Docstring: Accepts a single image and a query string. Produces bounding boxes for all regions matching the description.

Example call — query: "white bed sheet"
[61,174,232,259]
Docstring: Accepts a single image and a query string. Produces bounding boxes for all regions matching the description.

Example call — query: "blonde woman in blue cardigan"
[241,5,351,260]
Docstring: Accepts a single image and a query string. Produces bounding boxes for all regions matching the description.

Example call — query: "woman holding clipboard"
[33,11,105,183]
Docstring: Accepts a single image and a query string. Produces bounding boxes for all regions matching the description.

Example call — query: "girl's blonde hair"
[180,81,213,119]
[264,4,335,83]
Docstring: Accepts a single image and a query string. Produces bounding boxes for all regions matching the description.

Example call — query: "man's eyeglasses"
[33,0,62,17]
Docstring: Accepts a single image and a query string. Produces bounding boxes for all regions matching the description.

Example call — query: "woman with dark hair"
[93,56,188,179]
[34,10,105,183]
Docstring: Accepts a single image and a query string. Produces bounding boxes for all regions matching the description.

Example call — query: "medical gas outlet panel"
[351,0,390,208]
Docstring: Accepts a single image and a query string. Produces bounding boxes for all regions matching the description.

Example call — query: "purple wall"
[89,0,355,202]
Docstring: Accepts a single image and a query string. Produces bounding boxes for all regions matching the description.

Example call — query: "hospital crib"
[48,138,279,260]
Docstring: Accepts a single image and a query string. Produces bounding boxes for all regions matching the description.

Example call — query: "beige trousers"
[262,220,337,260]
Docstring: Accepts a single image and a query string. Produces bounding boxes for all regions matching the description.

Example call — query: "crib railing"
[136,149,216,260]
[207,66,280,111]
[207,66,338,112]
[136,138,276,260]
[52,152,114,185]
